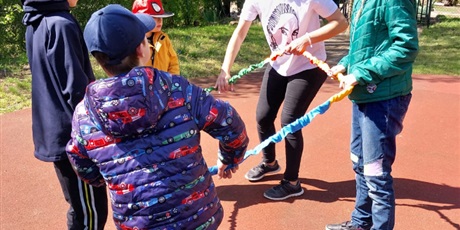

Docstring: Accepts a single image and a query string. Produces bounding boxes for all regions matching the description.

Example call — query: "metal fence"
[335,0,351,19]
[417,0,434,26]
[334,0,460,28]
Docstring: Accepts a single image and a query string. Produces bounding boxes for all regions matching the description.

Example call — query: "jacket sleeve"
[338,53,349,70]
[48,19,95,110]
[65,103,105,187]
[351,0,419,85]
[185,79,248,165]
[165,34,180,75]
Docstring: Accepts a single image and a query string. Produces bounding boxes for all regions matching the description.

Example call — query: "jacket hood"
[22,0,69,26]
[84,67,170,138]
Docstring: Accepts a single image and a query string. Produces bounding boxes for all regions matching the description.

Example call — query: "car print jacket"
[66,67,248,230]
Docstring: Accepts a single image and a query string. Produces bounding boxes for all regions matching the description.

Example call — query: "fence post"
[416,0,434,27]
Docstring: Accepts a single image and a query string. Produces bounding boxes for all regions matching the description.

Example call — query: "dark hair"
[266,3,299,50]
[92,51,140,76]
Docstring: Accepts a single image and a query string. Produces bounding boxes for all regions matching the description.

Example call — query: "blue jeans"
[350,94,412,230]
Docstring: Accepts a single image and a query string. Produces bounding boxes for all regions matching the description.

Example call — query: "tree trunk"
[222,0,231,17]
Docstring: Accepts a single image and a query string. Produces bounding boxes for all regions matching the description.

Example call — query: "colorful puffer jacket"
[66,67,248,230]
[338,0,419,103]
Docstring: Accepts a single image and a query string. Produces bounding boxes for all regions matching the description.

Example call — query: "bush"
[0,0,240,74]
[0,3,24,60]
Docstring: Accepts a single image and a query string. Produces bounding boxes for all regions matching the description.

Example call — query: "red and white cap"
[132,0,174,18]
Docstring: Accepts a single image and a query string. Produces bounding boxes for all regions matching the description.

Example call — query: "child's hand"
[339,74,358,90]
[330,64,346,76]
[216,160,239,179]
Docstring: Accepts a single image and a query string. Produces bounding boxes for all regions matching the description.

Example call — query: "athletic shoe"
[325,221,366,230]
[244,160,281,181]
[263,179,304,201]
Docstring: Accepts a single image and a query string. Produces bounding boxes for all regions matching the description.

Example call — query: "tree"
[0,2,24,59]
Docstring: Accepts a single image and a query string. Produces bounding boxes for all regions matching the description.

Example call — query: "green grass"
[90,24,267,79]
[1,18,459,114]
[0,54,31,114]
[413,16,460,76]
[168,24,267,79]
[0,74,32,114]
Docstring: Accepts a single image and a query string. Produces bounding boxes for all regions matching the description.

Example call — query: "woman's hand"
[283,34,311,55]
[215,69,234,93]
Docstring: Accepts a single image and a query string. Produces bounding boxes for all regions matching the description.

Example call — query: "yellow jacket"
[146,31,180,75]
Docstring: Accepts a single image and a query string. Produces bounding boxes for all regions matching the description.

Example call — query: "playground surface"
[1,34,459,229]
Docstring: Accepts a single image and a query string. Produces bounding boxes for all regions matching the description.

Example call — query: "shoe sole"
[263,188,304,201]
[244,167,281,182]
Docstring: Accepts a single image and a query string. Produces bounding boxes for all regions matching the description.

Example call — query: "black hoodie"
[23,0,96,162]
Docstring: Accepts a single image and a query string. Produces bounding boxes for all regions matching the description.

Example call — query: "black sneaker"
[263,179,304,201]
[244,160,281,181]
[325,221,366,230]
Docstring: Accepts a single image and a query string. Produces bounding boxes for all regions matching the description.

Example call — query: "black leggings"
[256,65,327,181]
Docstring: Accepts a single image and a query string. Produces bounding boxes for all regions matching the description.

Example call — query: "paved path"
[1,35,459,229]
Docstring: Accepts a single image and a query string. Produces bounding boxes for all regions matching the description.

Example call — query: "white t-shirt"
[240,0,338,76]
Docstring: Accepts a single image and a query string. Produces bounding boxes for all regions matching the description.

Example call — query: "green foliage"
[163,0,202,26]
[201,0,225,23]
[1,1,458,114]
[0,2,24,60]
[0,0,239,63]
[413,16,460,76]
[162,0,240,26]
[71,0,133,29]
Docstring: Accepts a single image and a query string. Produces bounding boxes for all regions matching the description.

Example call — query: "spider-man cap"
[132,0,174,18]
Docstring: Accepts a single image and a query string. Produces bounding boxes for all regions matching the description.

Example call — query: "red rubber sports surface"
[1,73,458,230]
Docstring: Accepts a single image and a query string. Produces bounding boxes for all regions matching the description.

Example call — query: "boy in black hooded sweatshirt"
[22,0,108,228]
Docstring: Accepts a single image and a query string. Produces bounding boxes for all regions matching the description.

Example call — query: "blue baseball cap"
[84,4,156,65]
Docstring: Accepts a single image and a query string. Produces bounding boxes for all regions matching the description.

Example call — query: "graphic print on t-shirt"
[267,3,299,51]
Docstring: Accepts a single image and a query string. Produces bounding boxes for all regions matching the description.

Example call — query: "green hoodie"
[338,0,419,103]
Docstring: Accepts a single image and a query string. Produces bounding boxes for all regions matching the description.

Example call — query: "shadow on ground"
[190,70,265,99]
[216,177,460,230]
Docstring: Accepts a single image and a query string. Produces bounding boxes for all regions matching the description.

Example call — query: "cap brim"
[135,13,156,31]
[152,12,174,18]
